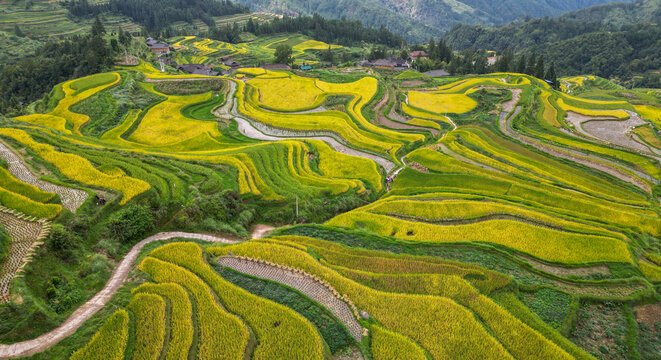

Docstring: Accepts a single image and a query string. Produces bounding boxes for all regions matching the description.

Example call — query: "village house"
[261,64,291,70]
[423,69,450,76]
[409,50,428,61]
[176,64,219,76]
[146,37,170,55]
[361,57,410,70]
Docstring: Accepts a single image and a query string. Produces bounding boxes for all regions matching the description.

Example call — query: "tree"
[545,62,558,89]
[525,54,536,75]
[516,55,526,73]
[48,224,79,260]
[274,44,293,65]
[323,45,335,64]
[14,25,24,37]
[535,56,545,79]
[106,205,154,244]
[91,16,105,37]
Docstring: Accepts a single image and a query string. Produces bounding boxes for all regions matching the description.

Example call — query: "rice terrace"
[0,0,660,359]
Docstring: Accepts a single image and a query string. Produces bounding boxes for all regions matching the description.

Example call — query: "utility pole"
[296,195,299,218]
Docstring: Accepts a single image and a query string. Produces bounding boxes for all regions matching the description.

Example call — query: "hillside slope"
[443,0,661,79]
[234,0,630,42]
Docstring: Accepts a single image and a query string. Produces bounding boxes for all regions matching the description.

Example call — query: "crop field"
[167,34,345,67]
[0,37,660,360]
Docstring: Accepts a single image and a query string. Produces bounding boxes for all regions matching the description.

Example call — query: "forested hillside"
[233,0,629,42]
[444,0,661,82]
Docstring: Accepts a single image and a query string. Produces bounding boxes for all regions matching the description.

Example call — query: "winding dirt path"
[0,232,240,359]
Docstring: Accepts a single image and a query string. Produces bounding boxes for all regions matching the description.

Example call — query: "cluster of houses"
[358,51,448,75]
[145,37,448,76]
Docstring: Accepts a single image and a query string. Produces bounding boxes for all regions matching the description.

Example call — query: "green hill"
[233,0,631,42]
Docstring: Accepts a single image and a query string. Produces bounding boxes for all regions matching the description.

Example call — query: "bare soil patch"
[634,302,661,328]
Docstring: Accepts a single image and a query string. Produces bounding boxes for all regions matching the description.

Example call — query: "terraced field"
[168,34,344,68]
[0,49,659,360]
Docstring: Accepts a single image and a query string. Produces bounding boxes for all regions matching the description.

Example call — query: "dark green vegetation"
[233,0,626,42]
[64,0,249,32]
[0,224,8,264]
[521,288,573,330]
[216,266,356,354]
[74,73,163,137]
[444,0,661,82]
[153,79,225,95]
[0,26,116,115]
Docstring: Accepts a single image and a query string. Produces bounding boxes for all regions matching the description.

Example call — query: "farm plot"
[0,142,86,213]
[210,240,578,360]
[0,209,49,303]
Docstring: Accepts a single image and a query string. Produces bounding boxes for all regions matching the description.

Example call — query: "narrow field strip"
[0,141,88,212]
[0,209,49,303]
[217,256,364,341]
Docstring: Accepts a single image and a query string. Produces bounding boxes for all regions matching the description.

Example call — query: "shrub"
[48,224,80,260]
[105,205,154,244]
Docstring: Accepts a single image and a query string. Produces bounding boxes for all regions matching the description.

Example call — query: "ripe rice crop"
[407,91,477,114]
[327,211,633,264]
[639,261,661,281]
[139,257,249,360]
[647,253,661,266]
[128,86,222,146]
[369,199,625,240]
[0,167,54,203]
[370,325,427,360]
[210,241,518,360]
[407,118,442,130]
[539,91,561,127]
[339,267,573,360]
[400,103,453,124]
[634,104,661,127]
[249,76,324,111]
[633,125,661,150]
[0,186,61,219]
[70,309,129,360]
[16,72,120,134]
[133,283,194,360]
[148,242,326,360]
[275,234,510,293]
[310,139,382,192]
[127,293,166,360]
[556,98,628,119]
[0,128,150,204]
[293,39,342,51]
